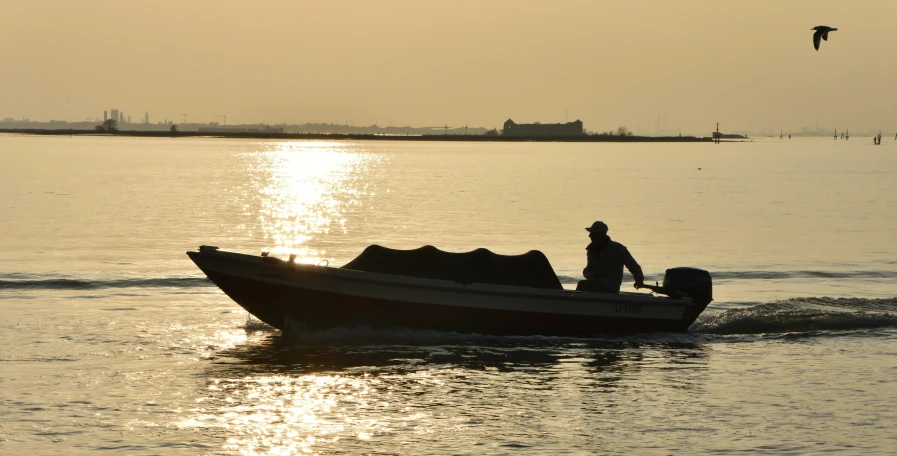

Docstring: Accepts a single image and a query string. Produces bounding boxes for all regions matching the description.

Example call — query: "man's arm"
[583,248,595,280]
[622,248,644,286]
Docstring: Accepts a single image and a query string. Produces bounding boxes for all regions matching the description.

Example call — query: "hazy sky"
[2,0,895,134]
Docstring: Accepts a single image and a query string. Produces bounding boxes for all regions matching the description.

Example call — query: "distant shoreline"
[0,128,718,143]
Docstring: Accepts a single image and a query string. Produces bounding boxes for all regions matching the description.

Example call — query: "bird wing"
[813,29,822,50]
[822,31,829,41]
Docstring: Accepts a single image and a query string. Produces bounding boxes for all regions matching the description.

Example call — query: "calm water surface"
[1,136,895,454]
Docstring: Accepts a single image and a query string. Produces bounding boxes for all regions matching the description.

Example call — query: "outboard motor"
[661,267,713,306]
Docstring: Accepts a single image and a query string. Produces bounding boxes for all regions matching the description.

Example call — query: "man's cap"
[585,221,608,234]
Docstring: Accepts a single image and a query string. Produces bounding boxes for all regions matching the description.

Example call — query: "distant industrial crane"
[217,115,227,126]
[181,113,190,124]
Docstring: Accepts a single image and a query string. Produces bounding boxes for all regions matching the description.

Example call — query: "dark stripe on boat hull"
[204,270,698,336]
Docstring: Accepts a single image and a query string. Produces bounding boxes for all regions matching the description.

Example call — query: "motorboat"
[187,245,713,336]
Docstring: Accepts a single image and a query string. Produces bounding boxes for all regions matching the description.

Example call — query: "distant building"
[144,112,149,124]
[503,119,584,137]
[104,111,108,122]
[110,109,119,124]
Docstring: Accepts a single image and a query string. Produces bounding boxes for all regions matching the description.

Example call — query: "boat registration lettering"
[259,270,290,281]
[615,303,642,314]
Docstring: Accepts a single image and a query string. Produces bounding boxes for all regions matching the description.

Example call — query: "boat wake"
[5,272,895,339]
[235,297,897,345]
[0,274,212,291]
[691,297,897,335]
[5,271,892,291]
[557,270,897,284]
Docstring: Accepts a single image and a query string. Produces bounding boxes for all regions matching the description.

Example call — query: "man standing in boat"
[578,221,645,293]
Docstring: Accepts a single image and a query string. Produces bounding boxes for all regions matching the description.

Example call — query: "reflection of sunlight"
[172,343,712,454]
[182,374,386,455]
[178,325,258,360]
[243,141,381,264]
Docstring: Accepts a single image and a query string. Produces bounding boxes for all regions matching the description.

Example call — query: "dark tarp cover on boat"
[341,245,563,290]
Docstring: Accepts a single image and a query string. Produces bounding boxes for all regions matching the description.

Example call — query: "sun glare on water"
[241,141,383,264]
[182,373,385,455]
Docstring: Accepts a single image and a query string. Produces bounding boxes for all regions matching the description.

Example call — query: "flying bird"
[812,26,837,51]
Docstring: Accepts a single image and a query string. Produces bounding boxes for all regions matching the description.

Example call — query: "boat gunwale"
[188,249,697,309]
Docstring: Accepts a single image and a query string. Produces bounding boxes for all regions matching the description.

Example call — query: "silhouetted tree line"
[95,119,118,132]
[592,126,633,137]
